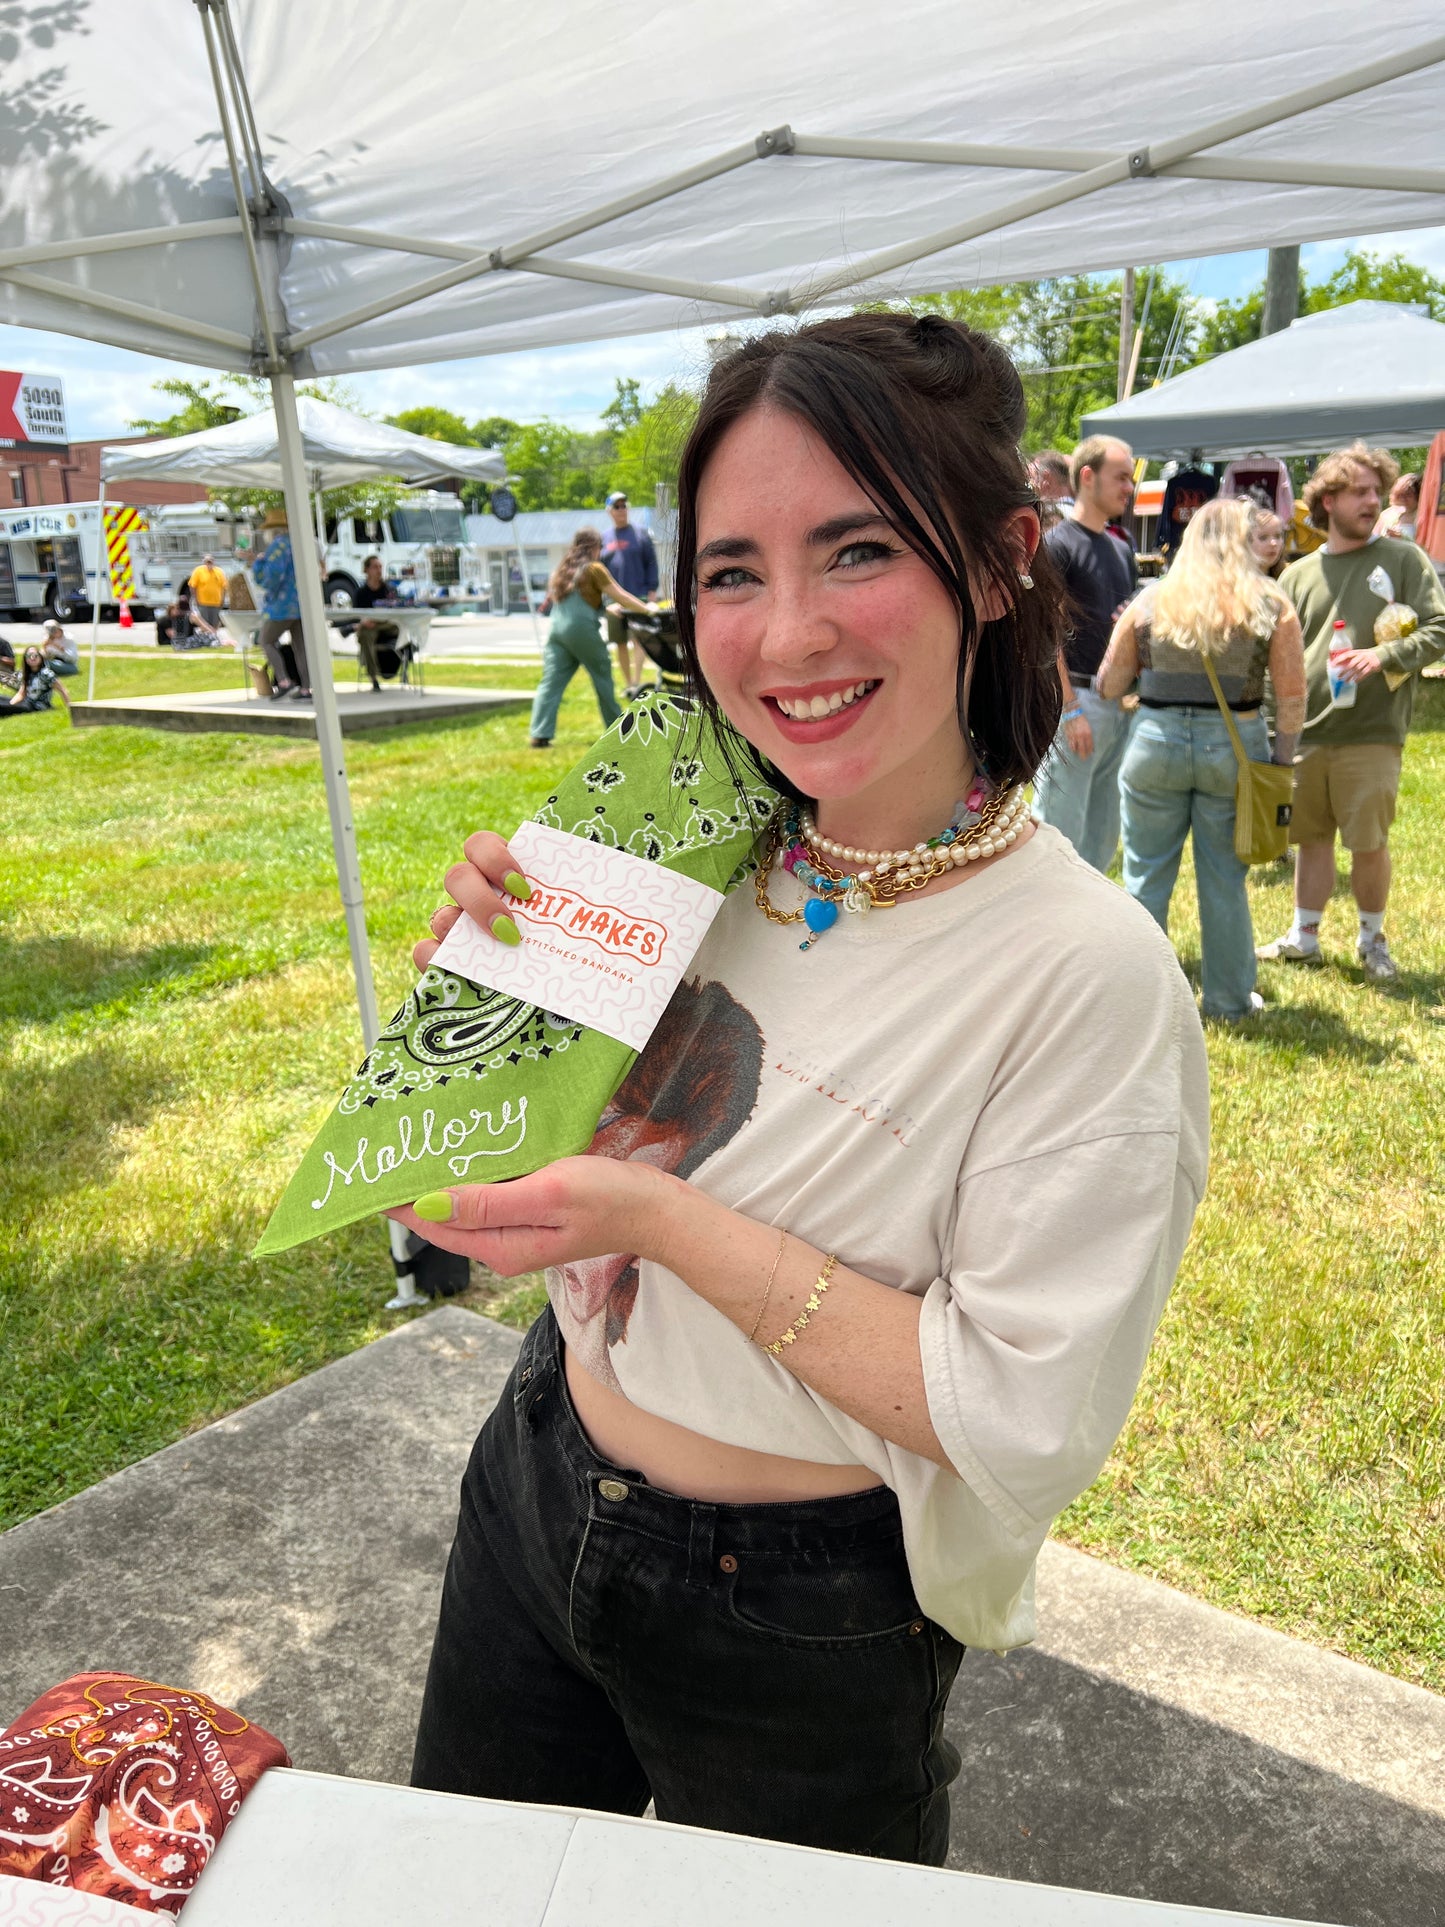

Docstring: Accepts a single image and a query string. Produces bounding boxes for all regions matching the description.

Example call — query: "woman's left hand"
[387,1157,673,1277]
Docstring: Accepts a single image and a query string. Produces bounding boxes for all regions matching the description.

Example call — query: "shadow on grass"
[1231,999,1403,1063]
[0,934,218,1026]
[0,1209,397,1531]
[0,1035,180,1201]
[1404,678,1445,734]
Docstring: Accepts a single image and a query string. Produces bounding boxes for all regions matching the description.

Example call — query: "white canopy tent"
[99,396,507,490]
[3,1,1444,1230]
[89,396,506,696]
[1080,301,1445,456]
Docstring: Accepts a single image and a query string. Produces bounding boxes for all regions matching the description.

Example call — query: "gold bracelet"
[747,1228,789,1344]
[764,1252,839,1357]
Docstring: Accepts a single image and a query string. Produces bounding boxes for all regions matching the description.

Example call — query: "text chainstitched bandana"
[256,692,778,1254]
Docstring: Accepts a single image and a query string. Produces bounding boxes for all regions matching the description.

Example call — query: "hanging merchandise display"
[1219,456,1295,522]
[1157,465,1220,557]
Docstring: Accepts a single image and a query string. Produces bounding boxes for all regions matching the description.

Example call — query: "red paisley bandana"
[0,1673,289,1915]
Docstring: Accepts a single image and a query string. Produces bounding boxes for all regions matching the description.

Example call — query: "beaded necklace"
[754,778,1030,949]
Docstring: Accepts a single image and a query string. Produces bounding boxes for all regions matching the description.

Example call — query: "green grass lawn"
[4,658,1442,1692]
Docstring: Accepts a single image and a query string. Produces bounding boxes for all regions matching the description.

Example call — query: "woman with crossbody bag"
[1097,498,1305,1021]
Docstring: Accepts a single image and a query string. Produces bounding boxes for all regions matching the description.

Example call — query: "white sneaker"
[1202,992,1268,1024]
[1356,934,1399,983]
[1255,934,1322,965]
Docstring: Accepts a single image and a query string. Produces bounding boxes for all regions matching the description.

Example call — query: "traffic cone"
[118,600,133,629]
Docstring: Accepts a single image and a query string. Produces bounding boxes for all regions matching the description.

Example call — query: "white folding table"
[175,1768,1342,1927]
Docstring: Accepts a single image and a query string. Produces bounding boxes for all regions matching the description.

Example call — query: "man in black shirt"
[1032,436,1139,871]
[353,554,403,690]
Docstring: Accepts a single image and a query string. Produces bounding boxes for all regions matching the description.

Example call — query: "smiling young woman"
[395,312,1209,1865]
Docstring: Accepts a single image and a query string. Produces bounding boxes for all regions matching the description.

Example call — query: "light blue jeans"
[1120,706,1271,1019]
[1032,683,1132,873]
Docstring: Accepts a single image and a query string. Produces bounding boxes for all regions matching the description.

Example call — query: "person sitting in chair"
[353,555,405,690]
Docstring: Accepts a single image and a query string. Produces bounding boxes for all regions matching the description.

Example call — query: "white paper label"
[429,822,725,1052]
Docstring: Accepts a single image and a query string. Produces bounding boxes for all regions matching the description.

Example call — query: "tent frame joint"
[1128,148,1155,178]
[756,124,796,157]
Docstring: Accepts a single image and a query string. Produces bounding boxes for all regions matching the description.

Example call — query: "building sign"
[0,371,68,451]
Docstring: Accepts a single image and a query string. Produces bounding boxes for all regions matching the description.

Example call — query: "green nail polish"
[503,871,532,902]
[413,1191,454,1223]
[491,913,521,946]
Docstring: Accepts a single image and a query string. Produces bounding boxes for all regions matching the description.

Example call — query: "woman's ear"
[973,507,1042,623]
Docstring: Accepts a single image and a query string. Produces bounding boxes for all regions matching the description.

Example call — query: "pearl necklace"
[754,783,1031,948]
[799,778,1030,879]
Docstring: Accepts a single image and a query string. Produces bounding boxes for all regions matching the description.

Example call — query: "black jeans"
[411,1308,964,1863]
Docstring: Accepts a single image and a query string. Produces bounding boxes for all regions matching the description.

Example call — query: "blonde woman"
[529,528,656,748]
[1096,498,1305,1020]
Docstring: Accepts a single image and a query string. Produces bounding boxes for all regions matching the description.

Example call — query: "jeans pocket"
[725,1548,926,1651]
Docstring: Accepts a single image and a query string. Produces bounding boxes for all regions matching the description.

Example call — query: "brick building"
[3,437,206,509]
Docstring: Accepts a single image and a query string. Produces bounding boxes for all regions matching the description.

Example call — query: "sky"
[3,227,1442,446]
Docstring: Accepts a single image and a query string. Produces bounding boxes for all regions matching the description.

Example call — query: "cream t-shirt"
[546,821,1209,1650]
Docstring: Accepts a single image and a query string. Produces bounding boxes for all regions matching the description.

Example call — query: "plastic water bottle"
[1327,618,1356,708]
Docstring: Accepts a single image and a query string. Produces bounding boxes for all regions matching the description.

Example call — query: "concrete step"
[2,1306,1440,1926]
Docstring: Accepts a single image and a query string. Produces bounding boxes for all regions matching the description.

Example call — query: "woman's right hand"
[414,831,532,971]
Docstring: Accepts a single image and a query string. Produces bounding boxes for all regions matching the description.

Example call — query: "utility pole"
[1262,246,1300,336]
[1117,267,1135,401]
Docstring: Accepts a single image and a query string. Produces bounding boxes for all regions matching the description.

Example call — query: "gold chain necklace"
[754,785,1026,931]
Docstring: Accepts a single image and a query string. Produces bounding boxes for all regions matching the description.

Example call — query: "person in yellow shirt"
[187,554,228,636]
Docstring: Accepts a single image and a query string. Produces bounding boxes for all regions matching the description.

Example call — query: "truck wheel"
[326,574,360,608]
[47,583,84,622]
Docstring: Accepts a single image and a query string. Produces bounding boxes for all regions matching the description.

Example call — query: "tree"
[129,378,244,437]
[1311,248,1445,321]
[600,377,644,437]
[904,270,1202,453]
[501,418,613,511]
[384,405,477,445]
[608,383,699,506]
[471,415,521,451]
[1197,247,1445,360]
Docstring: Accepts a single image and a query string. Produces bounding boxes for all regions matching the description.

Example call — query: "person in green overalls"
[529,528,657,747]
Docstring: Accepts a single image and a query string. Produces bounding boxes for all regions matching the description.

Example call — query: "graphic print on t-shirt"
[553,975,764,1391]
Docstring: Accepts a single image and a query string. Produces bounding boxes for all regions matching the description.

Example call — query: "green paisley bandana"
[256,691,778,1255]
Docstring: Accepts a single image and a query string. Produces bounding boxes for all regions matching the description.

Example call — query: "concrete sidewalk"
[2,1307,1441,1927]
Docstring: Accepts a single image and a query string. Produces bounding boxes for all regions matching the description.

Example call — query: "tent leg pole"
[513,524,542,648]
[87,478,107,701]
[269,371,425,1310]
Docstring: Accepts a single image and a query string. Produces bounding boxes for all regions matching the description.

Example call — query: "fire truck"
[129,491,487,608]
[0,501,153,621]
[319,491,486,606]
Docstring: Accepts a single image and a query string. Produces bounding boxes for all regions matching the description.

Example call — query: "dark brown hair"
[674,312,1063,792]
[548,527,603,602]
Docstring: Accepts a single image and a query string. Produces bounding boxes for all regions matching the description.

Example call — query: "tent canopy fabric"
[1080,301,1445,457]
[1,3,1443,379]
[99,396,505,489]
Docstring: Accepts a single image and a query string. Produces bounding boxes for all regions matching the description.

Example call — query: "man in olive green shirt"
[1258,444,1445,982]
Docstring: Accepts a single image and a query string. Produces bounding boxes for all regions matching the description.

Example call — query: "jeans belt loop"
[685,1505,718,1589]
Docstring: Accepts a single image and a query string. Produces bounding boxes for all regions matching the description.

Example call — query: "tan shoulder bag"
[1200,650,1294,864]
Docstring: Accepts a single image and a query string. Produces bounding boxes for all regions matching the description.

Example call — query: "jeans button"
[598,1478,629,1502]
[718,1553,738,1574]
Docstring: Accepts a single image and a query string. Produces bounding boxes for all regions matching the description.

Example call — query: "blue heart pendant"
[804,897,839,933]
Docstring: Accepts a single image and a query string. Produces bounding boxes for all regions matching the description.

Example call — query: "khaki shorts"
[1290,743,1402,852]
